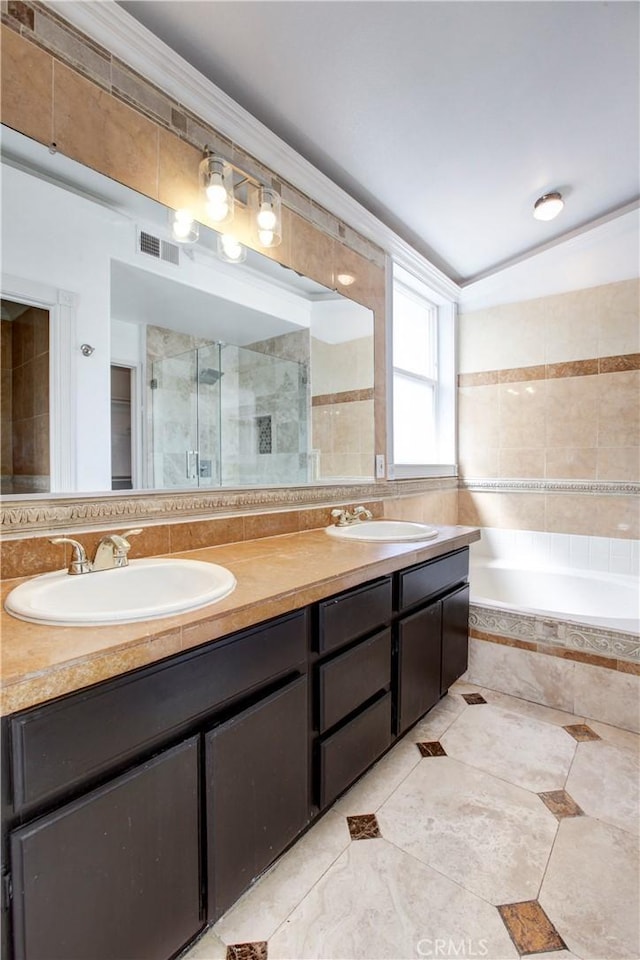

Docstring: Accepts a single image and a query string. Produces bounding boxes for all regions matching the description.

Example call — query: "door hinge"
[2,873,12,911]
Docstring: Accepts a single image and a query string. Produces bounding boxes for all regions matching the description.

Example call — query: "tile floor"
[184,681,640,960]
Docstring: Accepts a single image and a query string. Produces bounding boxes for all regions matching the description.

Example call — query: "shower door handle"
[186,449,199,480]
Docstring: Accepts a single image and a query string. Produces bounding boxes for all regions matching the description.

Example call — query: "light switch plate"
[375,454,385,479]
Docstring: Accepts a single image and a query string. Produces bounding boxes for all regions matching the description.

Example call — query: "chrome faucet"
[330,505,374,527]
[50,529,143,575]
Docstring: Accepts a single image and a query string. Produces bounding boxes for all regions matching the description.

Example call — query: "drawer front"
[318,692,392,809]
[11,609,308,813]
[398,549,469,612]
[318,629,391,733]
[318,577,392,654]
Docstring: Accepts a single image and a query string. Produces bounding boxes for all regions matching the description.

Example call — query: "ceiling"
[117,1,639,287]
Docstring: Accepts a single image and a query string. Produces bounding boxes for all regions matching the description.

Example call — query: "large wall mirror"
[1,126,375,499]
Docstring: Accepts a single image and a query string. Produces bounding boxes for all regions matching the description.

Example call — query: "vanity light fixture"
[217,233,247,263]
[533,191,564,221]
[337,273,356,286]
[253,186,282,248]
[199,150,235,225]
[169,209,199,244]
[199,148,284,247]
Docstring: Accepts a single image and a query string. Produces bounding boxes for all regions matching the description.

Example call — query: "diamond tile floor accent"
[462,692,487,704]
[183,681,639,960]
[563,723,601,742]
[345,813,381,840]
[416,740,447,757]
[538,789,584,820]
[498,900,566,955]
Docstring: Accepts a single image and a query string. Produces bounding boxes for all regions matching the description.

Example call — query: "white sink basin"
[5,558,237,626]
[325,520,439,542]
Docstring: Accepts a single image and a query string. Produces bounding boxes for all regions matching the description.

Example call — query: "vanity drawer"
[317,577,392,654]
[318,628,391,733]
[397,548,469,611]
[318,691,392,808]
[10,609,308,814]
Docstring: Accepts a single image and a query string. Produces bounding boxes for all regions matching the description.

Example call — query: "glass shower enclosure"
[149,342,310,488]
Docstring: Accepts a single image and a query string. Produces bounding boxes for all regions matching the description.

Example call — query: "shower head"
[198,368,223,385]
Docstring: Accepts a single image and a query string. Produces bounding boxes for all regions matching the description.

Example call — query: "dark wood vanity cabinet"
[2,609,309,960]
[1,546,470,960]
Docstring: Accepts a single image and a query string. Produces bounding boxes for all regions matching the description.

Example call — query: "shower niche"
[147,329,310,489]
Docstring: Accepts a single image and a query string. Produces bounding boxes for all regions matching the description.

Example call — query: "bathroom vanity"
[0,530,475,960]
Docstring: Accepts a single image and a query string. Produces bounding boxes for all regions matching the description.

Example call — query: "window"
[389,264,456,478]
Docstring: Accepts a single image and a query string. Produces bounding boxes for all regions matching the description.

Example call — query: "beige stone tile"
[545,448,597,480]
[287,210,334,289]
[332,737,421,816]
[0,25,53,145]
[539,817,640,960]
[214,810,350,945]
[545,376,599,449]
[53,61,159,199]
[268,837,519,959]
[596,446,640,482]
[565,740,640,836]
[441,704,576,791]
[596,278,640,358]
[157,128,202,214]
[499,381,547,448]
[587,720,640,754]
[499,447,546,478]
[499,492,546,531]
[597,370,640,447]
[377,757,557,905]
[182,929,227,960]
[478,688,585,727]
[572,660,640,733]
[467,638,576,713]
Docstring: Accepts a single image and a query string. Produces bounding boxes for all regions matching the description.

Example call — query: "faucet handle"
[49,537,91,575]
[119,528,143,546]
[353,505,373,521]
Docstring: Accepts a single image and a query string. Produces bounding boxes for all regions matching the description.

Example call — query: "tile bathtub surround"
[467,635,640,733]
[184,681,639,960]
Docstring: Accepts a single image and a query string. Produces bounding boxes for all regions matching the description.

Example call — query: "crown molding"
[50,1,460,302]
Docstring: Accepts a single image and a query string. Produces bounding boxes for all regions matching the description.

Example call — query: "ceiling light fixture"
[337,273,355,286]
[533,191,564,221]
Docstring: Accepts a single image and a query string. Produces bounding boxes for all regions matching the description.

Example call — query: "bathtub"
[470,558,640,633]
[468,529,640,661]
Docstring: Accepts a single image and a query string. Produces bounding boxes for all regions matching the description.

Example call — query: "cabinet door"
[10,737,201,960]
[440,584,470,694]
[396,602,442,735]
[206,675,309,921]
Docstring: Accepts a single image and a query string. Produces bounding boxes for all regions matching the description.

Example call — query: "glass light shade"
[169,209,199,244]
[199,153,234,225]
[533,192,564,221]
[217,233,246,263]
[254,186,281,247]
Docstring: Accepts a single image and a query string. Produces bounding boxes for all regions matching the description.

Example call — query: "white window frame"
[387,261,457,479]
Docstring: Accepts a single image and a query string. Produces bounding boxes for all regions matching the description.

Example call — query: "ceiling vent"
[138,229,180,266]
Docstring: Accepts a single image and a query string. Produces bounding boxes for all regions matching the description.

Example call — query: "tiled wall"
[458,280,639,538]
[311,335,375,479]
[1,307,50,493]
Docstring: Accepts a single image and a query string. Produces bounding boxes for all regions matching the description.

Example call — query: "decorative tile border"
[460,478,640,496]
[312,388,374,406]
[458,353,640,387]
[470,603,640,667]
[0,477,458,534]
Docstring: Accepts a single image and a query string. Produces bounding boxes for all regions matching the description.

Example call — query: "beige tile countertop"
[0,525,480,716]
